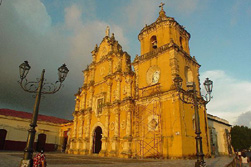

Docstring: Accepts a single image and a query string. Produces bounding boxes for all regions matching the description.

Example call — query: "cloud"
[13,0,51,34]
[64,4,83,31]
[236,111,251,128]
[124,0,158,28]
[64,4,128,69]
[167,0,200,15]
[0,1,128,120]
[122,0,202,31]
[230,1,241,26]
[0,0,72,118]
[201,70,251,126]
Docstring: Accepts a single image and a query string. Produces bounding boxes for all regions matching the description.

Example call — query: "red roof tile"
[0,109,70,124]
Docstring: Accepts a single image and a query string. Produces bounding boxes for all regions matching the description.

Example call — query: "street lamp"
[173,75,213,167]
[19,61,69,167]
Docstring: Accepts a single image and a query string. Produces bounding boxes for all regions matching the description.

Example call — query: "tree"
[231,125,251,151]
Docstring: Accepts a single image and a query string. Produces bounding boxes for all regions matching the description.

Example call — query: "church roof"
[0,108,70,124]
[138,4,190,40]
[207,113,231,126]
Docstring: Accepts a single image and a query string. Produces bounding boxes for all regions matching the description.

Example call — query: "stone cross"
[159,2,165,10]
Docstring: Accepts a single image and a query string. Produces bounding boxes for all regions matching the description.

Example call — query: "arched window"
[150,36,157,49]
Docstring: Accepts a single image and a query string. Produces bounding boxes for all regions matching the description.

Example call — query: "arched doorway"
[36,133,46,152]
[92,126,102,154]
[0,129,7,150]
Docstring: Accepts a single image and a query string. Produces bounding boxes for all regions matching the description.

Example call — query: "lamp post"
[19,61,69,167]
[173,75,213,167]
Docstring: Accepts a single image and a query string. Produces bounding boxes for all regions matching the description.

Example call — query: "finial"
[94,44,98,52]
[159,2,165,11]
[157,2,166,19]
[106,26,110,37]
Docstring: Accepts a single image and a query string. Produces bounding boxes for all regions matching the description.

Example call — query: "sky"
[0,0,251,127]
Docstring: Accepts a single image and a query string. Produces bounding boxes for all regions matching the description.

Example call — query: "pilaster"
[110,108,120,156]
[121,106,133,157]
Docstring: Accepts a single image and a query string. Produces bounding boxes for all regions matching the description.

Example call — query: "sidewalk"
[0,151,234,167]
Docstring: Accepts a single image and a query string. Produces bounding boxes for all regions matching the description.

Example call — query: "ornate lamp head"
[204,78,213,94]
[173,75,183,89]
[58,64,69,83]
[19,61,31,80]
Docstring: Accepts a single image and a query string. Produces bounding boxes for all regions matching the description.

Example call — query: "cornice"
[132,42,200,67]
[138,17,190,41]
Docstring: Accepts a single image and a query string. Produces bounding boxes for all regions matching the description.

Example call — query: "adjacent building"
[0,109,69,151]
[207,114,233,156]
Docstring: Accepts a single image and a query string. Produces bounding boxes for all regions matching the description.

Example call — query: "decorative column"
[111,108,120,156]
[133,64,139,98]
[122,106,133,157]
[75,98,80,111]
[83,70,88,83]
[114,109,120,137]
[89,87,94,109]
[83,109,91,154]
[126,76,133,98]
[108,59,113,75]
[115,76,121,101]
[81,92,86,110]
[100,108,109,156]
[125,108,132,137]
[91,67,95,81]
[169,41,179,81]
[106,79,112,103]
[73,114,78,139]
[77,114,84,154]
[70,112,78,153]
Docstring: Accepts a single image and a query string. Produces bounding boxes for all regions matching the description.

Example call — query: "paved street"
[0,151,234,167]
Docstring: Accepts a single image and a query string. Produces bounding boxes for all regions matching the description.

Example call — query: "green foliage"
[231,125,251,151]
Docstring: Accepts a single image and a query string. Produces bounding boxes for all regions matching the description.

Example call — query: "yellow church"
[66,5,211,159]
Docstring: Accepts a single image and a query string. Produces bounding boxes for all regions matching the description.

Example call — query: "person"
[33,150,47,167]
[237,151,242,167]
[242,151,249,167]
[246,150,251,167]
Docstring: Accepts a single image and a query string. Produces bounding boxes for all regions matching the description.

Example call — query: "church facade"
[67,5,211,158]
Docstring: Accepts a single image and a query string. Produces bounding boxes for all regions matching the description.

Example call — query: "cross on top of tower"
[159,2,165,11]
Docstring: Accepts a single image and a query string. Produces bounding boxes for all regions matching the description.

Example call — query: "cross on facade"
[159,2,165,10]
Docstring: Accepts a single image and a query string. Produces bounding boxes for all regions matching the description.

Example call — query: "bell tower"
[132,3,210,158]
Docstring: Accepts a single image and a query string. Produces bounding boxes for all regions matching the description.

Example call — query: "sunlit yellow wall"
[68,34,135,157]
[133,8,210,158]
[0,115,62,149]
[208,115,232,155]
[67,7,211,159]
[59,122,73,151]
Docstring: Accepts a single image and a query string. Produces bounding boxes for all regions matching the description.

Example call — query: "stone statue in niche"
[106,26,110,37]
[123,86,127,95]
[110,122,115,131]
[121,120,126,130]
[113,90,117,100]
[150,119,158,131]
